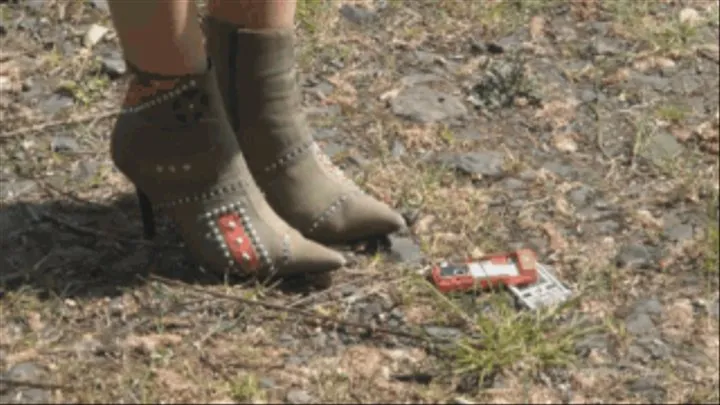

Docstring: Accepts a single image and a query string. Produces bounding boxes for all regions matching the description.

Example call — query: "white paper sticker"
[468,261,519,278]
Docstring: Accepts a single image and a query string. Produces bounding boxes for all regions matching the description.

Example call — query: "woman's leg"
[207,0,295,29]
[205,1,406,245]
[106,0,346,278]
[108,0,206,75]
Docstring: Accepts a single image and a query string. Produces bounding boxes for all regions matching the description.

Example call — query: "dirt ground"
[1,0,718,403]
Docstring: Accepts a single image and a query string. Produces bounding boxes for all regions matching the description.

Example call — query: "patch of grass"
[57,74,110,106]
[413,276,593,387]
[604,0,711,54]
[229,374,266,403]
[296,0,335,35]
[452,305,590,385]
[703,191,719,278]
[438,0,561,36]
[656,104,691,123]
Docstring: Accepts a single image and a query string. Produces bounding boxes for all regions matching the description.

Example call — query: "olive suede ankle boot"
[110,60,346,278]
[205,19,406,245]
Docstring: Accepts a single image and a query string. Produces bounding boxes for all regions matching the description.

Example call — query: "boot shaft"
[110,61,245,203]
[205,18,313,170]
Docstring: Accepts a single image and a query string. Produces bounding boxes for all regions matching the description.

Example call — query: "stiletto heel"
[136,188,155,240]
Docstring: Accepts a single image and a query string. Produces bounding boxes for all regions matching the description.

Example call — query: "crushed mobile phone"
[507,262,572,310]
[430,249,540,293]
[430,249,573,310]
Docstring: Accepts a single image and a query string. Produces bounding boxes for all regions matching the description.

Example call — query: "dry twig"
[0,110,119,139]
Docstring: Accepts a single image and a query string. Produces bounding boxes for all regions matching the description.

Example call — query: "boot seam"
[262,139,315,174]
[227,33,240,132]
[155,180,246,209]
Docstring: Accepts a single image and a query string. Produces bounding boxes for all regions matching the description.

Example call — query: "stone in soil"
[625,298,664,337]
[627,376,666,403]
[671,72,704,96]
[433,151,505,178]
[625,312,656,337]
[391,139,407,158]
[38,94,74,115]
[453,129,488,141]
[51,133,80,153]
[590,37,622,56]
[500,178,524,190]
[391,85,467,123]
[339,4,376,25]
[629,73,671,94]
[628,336,672,363]
[0,362,51,404]
[286,389,314,404]
[88,0,109,12]
[312,128,339,141]
[662,216,695,242]
[321,142,345,158]
[424,326,463,341]
[99,51,127,78]
[0,180,38,200]
[73,160,101,182]
[259,377,276,389]
[387,235,424,264]
[568,185,596,207]
[615,243,657,270]
[578,88,599,103]
[633,298,663,316]
[574,333,609,355]
[83,23,109,48]
[542,161,576,179]
[640,130,683,166]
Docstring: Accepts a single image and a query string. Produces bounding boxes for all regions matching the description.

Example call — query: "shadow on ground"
[0,192,329,300]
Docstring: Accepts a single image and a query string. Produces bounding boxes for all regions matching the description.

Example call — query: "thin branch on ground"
[147,274,446,345]
[0,378,72,391]
[0,110,120,139]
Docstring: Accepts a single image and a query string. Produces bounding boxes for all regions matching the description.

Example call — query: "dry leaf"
[83,24,109,48]
[535,99,578,129]
[412,214,435,235]
[671,127,693,142]
[554,196,574,217]
[379,88,400,102]
[542,222,568,252]
[0,59,22,94]
[552,132,578,153]
[403,305,436,324]
[654,57,676,69]
[633,56,676,72]
[26,312,44,333]
[154,369,195,393]
[436,232,462,243]
[694,121,718,140]
[663,299,694,339]
[339,346,386,380]
[529,15,545,41]
[603,68,630,86]
[124,333,182,354]
[470,247,485,259]
[679,7,701,26]
[6,348,40,365]
[635,209,663,229]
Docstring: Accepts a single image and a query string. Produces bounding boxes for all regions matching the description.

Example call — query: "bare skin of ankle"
[207,0,297,29]
[108,0,207,75]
